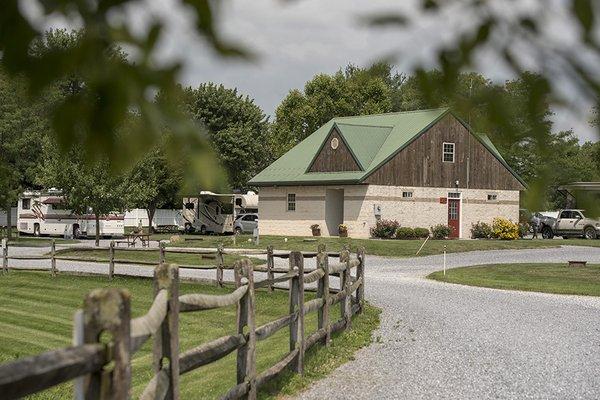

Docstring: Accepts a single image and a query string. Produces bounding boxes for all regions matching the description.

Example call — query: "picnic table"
[123,232,151,248]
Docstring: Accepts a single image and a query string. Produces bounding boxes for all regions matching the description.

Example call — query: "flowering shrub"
[431,224,452,239]
[492,217,520,240]
[370,219,400,239]
[395,227,415,239]
[471,221,493,239]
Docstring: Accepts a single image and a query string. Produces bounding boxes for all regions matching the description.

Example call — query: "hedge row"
[370,220,453,240]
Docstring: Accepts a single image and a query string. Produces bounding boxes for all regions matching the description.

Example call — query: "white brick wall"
[258,185,520,238]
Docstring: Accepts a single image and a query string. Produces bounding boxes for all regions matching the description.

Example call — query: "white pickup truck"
[538,209,600,239]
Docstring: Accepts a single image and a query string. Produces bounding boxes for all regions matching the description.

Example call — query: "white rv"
[182,191,259,234]
[17,190,125,238]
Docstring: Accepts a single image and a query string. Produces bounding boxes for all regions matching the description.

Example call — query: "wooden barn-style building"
[249,108,525,238]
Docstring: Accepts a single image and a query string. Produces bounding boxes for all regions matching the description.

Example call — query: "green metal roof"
[249,108,525,187]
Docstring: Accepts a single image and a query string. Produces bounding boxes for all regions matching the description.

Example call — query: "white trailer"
[17,190,124,238]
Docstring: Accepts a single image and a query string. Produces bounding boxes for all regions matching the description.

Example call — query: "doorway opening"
[325,189,344,236]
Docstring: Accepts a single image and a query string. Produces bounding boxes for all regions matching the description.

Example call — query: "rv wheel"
[33,223,40,237]
[200,225,207,235]
[184,223,194,234]
[73,225,81,239]
[235,227,242,235]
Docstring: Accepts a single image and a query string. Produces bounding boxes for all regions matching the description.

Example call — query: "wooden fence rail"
[0,240,340,285]
[0,243,366,400]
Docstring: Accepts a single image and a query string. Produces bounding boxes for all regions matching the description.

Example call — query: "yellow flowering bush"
[492,217,520,240]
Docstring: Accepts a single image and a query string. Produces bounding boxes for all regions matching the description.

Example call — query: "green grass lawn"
[6,237,80,247]
[0,271,379,399]
[54,248,263,267]
[428,263,600,296]
[163,234,600,258]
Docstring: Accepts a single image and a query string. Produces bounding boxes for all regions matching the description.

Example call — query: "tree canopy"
[182,83,272,190]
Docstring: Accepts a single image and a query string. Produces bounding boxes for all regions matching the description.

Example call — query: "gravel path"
[4,243,600,399]
[298,246,600,400]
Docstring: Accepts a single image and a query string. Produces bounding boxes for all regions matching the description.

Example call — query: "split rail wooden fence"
[0,243,366,400]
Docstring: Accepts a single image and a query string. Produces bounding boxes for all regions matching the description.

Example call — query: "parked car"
[537,209,600,239]
[234,213,258,234]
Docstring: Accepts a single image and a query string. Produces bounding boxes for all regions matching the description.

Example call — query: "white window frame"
[287,193,296,212]
[402,191,413,198]
[442,142,455,163]
[487,193,498,202]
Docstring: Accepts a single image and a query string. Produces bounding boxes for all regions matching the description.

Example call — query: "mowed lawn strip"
[54,248,263,267]
[161,234,600,258]
[428,263,600,296]
[0,271,379,399]
[7,237,80,247]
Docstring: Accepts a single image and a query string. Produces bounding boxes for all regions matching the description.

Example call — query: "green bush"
[395,227,415,239]
[413,227,430,238]
[518,222,530,238]
[431,224,452,239]
[370,219,400,239]
[471,221,493,239]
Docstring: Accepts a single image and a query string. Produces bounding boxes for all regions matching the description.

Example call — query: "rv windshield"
[221,203,233,215]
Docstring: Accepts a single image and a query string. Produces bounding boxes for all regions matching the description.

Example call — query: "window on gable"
[402,191,413,198]
[287,193,296,211]
[443,142,455,163]
[487,194,498,202]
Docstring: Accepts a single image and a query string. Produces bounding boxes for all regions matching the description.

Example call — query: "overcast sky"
[49,0,600,142]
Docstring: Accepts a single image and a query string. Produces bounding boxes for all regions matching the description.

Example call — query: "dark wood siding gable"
[364,114,525,191]
[308,127,362,172]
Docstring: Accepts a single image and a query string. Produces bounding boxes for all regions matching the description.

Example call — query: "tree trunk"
[95,214,100,247]
[147,205,156,235]
[5,204,12,240]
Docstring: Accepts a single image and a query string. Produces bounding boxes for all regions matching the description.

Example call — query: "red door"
[448,199,460,238]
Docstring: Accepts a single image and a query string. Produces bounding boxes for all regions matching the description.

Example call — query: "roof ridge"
[333,107,449,120]
[335,122,394,129]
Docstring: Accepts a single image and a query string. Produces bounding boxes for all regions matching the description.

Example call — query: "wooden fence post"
[108,241,115,280]
[82,288,131,400]
[2,239,6,272]
[159,241,166,264]
[266,245,274,292]
[235,259,256,399]
[73,310,85,400]
[216,244,224,287]
[316,245,330,346]
[289,251,305,374]
[153,263,180,400]
[50,239,57,276]
[356,247,365,313]
[339,249,351,329]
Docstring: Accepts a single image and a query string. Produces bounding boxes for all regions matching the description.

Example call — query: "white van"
[17,190,124,238]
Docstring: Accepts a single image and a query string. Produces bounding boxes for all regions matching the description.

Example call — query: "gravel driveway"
[4,243,600,399]
[298,246,600,400]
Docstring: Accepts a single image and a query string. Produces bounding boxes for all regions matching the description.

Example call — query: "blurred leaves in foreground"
[365,0,600,214]
[0,1,246,191]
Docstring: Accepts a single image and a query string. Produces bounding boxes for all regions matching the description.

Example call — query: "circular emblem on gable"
[330,137,339,150]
